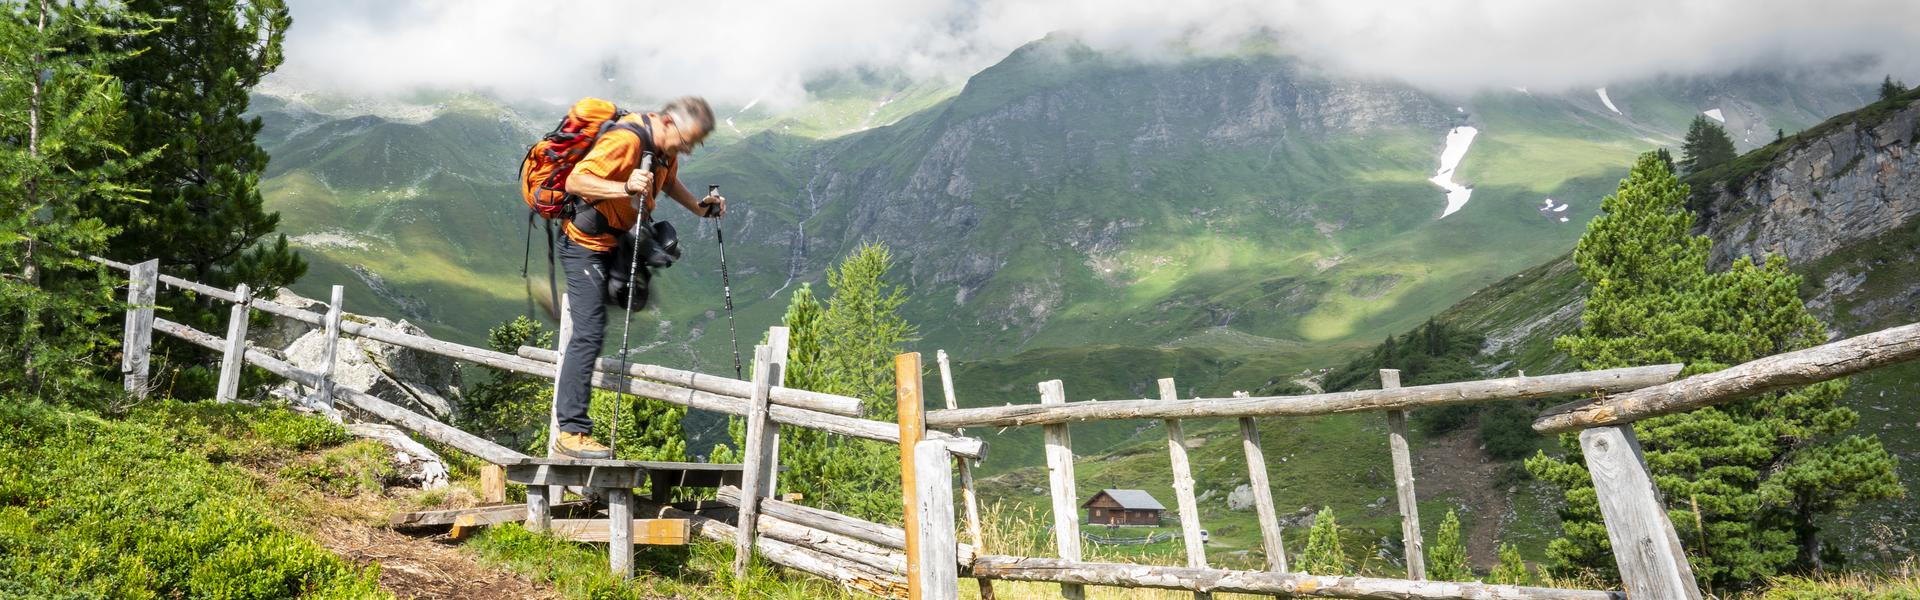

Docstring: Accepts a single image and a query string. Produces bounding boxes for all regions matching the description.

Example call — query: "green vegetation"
[0,400,382,598]
[1881,75,1908,102]
[1680,115,1737,175]
[1427,509,1472,581]
[1489,543,1534,585]
[1298,507,1349,575]
[1526,152,1903,590]
[460,316,555,451]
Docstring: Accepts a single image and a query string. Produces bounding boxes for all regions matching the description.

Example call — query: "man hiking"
[552,96,723,459]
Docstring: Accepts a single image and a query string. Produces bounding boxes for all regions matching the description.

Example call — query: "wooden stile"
[1581,425,1702,600]
[734,344,780,579]
[122,259,159,398]
[1159,378,1211,600]
[608,486,634,578]
[525,484,552,533]
[936,349,994,600]
[318,285,344,408]
[914,439,960,600]
[897,352,928,600]
[1039,379,1086,600]
[215,283,251,403]
[1382,369,1425,580]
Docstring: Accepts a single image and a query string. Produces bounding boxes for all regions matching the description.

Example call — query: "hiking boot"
[555,431,612,459]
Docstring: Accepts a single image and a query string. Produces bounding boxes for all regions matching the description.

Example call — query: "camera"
[605,220,680,308]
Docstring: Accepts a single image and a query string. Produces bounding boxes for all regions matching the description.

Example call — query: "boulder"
[1227,484,1256,511]
[273,313,463,422]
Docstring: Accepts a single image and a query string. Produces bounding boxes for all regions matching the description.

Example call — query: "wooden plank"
[121,259,158,398]
[1159,378,1210,600]
[764,327,790,496]
[215,283,252,403]
[480,465,507,505]
[1581,426,1702,600]
[1239,414,1288,572]
[1382,369,1425,580]
[914,439,959,600]
[937,349,994,600]
[969,556,1626,599]
[526,484,551,533]
[390,502,555,528]
[652,501,909,598]
[734,344,778,579]
[317,285,344,408]
[517,345,863,417]
[750,512,911,573]
[1039,379,1085,600]
[609,486,634,578]
[715,485,977,565]
[548,518,691,545]
[1535,321,1920,433]
[926,364,1685,429]
[898,352,928,600]
[504,464,647,488]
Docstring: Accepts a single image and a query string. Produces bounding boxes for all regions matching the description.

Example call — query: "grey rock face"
[1227,483,1256,511]
[273,313,463,421]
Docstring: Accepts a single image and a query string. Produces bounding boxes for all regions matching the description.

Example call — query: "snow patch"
[1559,217,1570,222]
[1595,88,1622,114]
[1512,86,1530,95]
[1703,108,1725,123]
[1430,126,1479,219]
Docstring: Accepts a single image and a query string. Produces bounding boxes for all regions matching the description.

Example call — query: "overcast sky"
[276,0,1920,107]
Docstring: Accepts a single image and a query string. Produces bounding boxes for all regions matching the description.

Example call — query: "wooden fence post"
[1039,379,1085,600]
[121,259,159,398]
[936,349,994,600]
[1582,425,1703,600]
[215,284,251,403]
[1159,378,1211,599]
[1382,369,1425,580]
[545,292,572,503]
[914,439,960,600]
[1236,394,1288,572]
[480,465,507,505]
[764,326,790,496]
[734,344,780,579]
[898,352,929,600]
[317,285,344,408]
[608,485,634,578]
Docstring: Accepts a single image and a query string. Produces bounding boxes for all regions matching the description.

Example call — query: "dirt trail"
[304,511,558,600]
[1410,423,1506,569]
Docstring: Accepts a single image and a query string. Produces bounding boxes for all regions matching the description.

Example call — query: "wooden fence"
[94,255,1920,600]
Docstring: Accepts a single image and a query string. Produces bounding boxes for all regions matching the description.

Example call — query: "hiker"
[551,96,723,459]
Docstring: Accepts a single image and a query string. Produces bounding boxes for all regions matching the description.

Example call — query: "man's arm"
[566,170,649,203]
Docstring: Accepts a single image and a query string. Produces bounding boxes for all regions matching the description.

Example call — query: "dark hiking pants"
[553,233,644,434]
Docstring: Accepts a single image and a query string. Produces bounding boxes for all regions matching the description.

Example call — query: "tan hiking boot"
[555,431,612,459]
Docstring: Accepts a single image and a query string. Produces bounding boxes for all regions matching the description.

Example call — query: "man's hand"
[624,170,654,195]
[700,191,727,218]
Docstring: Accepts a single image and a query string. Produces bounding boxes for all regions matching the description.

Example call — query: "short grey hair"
[662,96,714,136]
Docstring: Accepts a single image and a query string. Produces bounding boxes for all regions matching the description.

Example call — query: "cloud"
[275,0,1920,106]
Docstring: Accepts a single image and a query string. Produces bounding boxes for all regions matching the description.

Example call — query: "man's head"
[656,96,714,156]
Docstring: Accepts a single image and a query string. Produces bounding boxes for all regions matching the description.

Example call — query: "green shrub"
[1488,542,1533,585]
[0,400,383,598]
[1427,509,1472,581]
[278,440,396,497]
[1299,507,1348,575]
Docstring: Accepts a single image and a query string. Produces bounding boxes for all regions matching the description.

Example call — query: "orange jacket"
[563,113,680,252]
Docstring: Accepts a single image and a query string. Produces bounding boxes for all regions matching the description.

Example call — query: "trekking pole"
[704,184,744,380]
[611,152,655,459]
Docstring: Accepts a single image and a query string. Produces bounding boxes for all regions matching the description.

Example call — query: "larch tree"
[1525,152,1902,590]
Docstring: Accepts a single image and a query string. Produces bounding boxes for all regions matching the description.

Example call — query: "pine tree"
[1679,115,1736,175]
[1299,507,1348,575]
[1427,509,1472,581]
[1488,543,1533,586]
[1881,75,1907,101]
[461,316,554,451]
[0,1,155,404]
[1525,152,1903,589]
[83,0,303,340]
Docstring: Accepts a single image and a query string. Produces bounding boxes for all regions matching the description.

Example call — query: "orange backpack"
[518,97,645,218]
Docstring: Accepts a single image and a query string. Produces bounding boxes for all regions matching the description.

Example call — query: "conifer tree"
[1299,507,1348,575]
[1,1,154,403]
[462,316,554,451]
[1488,543,1532,586]
[84,0,303,337]
[1427,509,1472,581]
[1679,115,1736,175]
[1525,153,1902,589]
[1881,75,1907,101]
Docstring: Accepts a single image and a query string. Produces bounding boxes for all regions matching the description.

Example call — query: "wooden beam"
[504,463,647,488]
[1382,369,1425,580]
[914,440,959,600]
[525,484,551,533]
[650,501,910,598]
[517,345,863,417]
[1239,414,1287,573]
[480,465,507,505]
[1581,426,1702,600]
[735,344,779,579]
[121,259,158,398]
[215,283,251,403]
[317,285,344,408]
[609,486,634,578]
[899,352,928,600]
[1534,322,1920,433]
[715,485,977,564]
[545,292,572,506]
[926,365,1684,429]
[969,556,1626,599]
[937,349,995,600]
[389,501,584,528]
[764,327,790,496]
[1040,379,1085,600]
[547,518,691,546]
[1159,378,1210,600]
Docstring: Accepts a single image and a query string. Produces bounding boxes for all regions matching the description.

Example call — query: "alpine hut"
[1082,489,1166,526]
